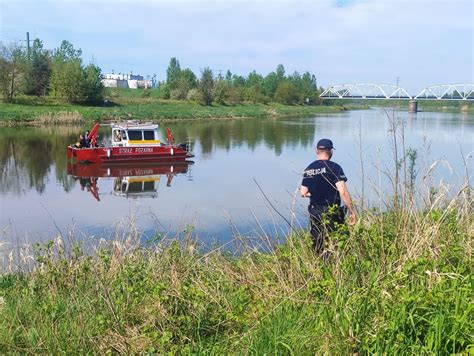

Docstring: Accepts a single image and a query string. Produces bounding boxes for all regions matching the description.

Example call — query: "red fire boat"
[67,121,194,164]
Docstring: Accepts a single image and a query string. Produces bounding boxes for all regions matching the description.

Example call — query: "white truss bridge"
[320,83,474,100]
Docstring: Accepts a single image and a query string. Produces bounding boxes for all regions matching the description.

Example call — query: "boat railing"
[185,137,194,154]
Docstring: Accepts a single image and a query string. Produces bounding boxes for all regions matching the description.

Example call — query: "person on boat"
[300,138,356,257]
[73,134,88,148]
[85,131,91,147]
[80,134,89,148]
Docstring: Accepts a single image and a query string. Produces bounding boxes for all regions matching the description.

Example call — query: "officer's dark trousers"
[308,204,344,255]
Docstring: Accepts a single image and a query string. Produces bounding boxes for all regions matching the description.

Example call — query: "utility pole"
[26,32,30,60]
[212,69,224,79]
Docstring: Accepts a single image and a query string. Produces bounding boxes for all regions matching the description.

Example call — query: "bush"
[186,88,198,101]
[213,80,230,104]
[275,82,299,105]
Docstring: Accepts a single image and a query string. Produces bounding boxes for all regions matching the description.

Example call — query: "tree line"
[0,37,323,106]
[0,39,103,103]
[159,57,323,105]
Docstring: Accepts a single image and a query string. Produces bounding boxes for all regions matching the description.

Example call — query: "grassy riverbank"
[0,89,345,124]
[0,202,471,353]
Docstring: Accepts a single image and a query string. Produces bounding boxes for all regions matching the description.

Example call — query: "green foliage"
[23,39,51,96]
[169,69,196,100]
[166,57,181,89]
[157,61,320,106]
[81,64,104,103]
[53,40,82,62]
[156,82,171,99]
[50,58,83,102]
[1,38,102,104]
[198,67,214,106]
[275,81,299,104]
[49,41,103,104]
[227,85,244,105]
[0,42,24,102]
[213,79,230,104]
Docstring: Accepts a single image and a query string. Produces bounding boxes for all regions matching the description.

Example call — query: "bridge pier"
[408,99,418,113]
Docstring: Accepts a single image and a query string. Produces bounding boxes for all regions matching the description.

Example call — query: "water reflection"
[0,126,81,195]
[0,118,317,195]
[67,161,193,202]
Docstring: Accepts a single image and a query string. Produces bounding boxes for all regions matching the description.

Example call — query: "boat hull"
[67,145,193,163]
[67,161,191,178]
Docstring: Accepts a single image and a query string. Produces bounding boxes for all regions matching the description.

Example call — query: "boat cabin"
[111,122,161,147]
[113,176,159,198]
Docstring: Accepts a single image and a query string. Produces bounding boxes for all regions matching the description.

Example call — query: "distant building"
[102,72,153,89]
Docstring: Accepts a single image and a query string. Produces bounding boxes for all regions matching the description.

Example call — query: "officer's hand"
[348,212,357,226]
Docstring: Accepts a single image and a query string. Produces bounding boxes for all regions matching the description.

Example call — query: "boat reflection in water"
[67,161,193,201]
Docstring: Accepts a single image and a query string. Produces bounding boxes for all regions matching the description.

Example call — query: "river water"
[0,108,472,250]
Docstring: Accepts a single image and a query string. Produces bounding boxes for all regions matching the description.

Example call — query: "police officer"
[300,138,356,255]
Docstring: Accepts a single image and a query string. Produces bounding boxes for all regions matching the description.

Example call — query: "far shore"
[0,92,356,126]
[1,91,471,126]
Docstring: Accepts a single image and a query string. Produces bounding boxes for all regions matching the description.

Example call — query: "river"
[0,108,472,252]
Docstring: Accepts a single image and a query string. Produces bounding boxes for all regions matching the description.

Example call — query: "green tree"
[166,57,181,89]
[232,74,246,87]
[299,72,318,104]
[50,40,103,103]
[23,39,51,96]
[171,68,197,100]
[276,64,285,79]
[274,81,298,104]
[157,81,171,99]
[262,65,287,100]
[53,40,82,62]
[225,70,232,83]
[51,58,83,102]
[246,70,263,87]
[228,85,243,104]
[51,41,83,102]
[213,79,230,104]
[263,71,279,99]
[180,68,197,88]
[198,67,214,105]
[0,42,24,102]
[244,84,269,104]
[81,64,104,103]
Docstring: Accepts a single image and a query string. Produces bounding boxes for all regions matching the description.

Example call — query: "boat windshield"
[128,130,142,140]
[144,131,155,140]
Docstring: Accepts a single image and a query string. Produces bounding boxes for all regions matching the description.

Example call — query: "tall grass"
[0,186,471,353]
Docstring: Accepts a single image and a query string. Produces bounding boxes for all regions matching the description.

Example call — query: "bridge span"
[320,83,474,100]
[319,83,474,112]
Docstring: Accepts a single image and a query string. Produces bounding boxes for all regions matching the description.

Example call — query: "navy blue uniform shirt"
[302,160,347,207]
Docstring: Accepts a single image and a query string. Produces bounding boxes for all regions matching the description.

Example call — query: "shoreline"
[1,98,471,126]
[0,101,348,126]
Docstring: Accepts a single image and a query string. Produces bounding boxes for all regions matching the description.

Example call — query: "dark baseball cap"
[316,138,334,150]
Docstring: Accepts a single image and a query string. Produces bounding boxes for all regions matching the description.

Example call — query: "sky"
[1,0,473,94]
